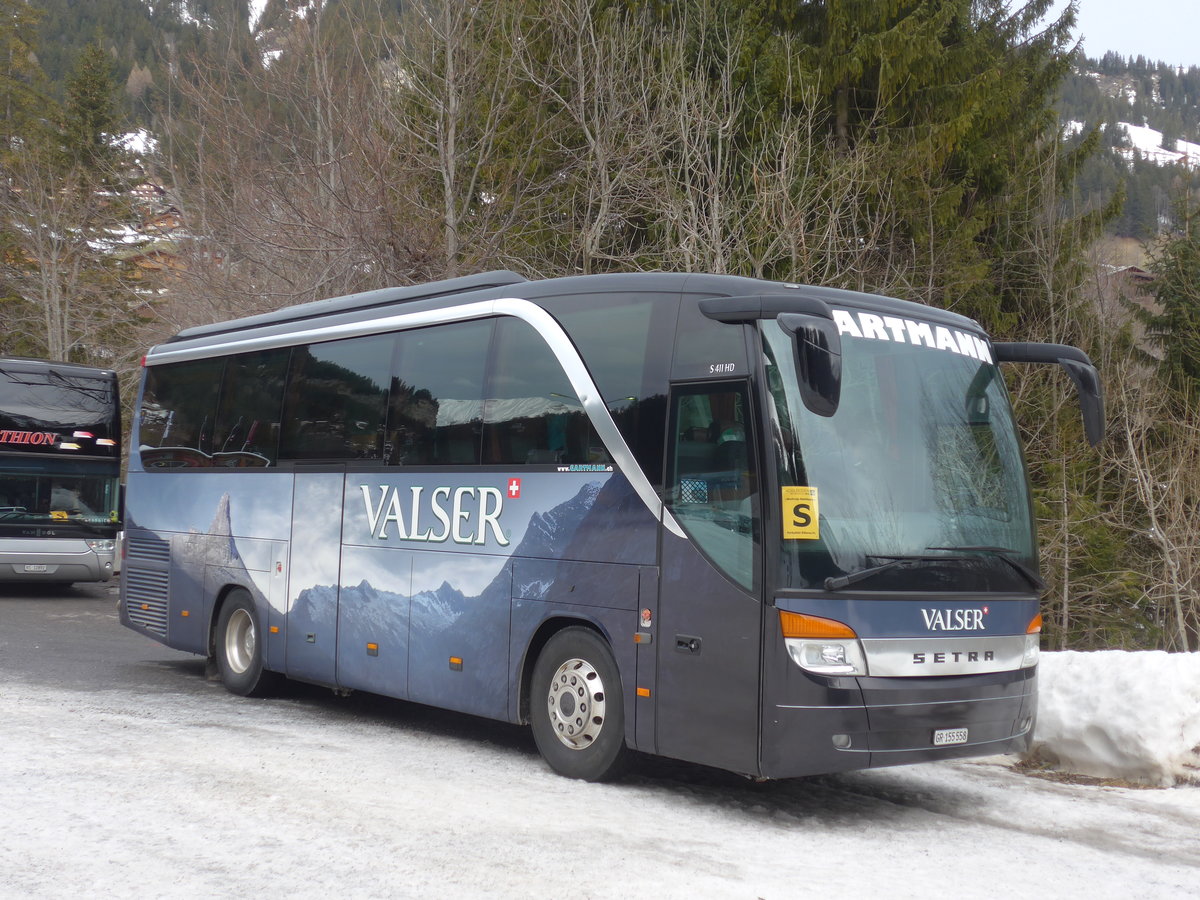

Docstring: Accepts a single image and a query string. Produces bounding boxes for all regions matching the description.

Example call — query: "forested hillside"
[2,0,1200,652]
[1060,53,1200,238]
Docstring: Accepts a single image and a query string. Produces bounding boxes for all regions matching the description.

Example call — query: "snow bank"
[1030,650,1200,786]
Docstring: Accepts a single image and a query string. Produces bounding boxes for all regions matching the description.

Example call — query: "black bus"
[1,358,122,584]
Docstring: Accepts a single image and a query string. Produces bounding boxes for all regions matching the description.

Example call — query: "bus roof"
[0,357,116,380]
[153,271,988,361]
[169,271,528,344]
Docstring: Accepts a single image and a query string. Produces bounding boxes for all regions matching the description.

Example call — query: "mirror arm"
[994,342,1105,446]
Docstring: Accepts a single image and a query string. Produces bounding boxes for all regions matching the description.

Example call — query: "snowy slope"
[1064,119,1200,168]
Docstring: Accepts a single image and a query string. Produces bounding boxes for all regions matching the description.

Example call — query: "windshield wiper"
[824,547,1045,592]
[925,545,1045,592]
[824,555,953,591]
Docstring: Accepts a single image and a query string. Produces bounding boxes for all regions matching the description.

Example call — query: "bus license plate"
[933,728,968,746]
[24,564,48,573]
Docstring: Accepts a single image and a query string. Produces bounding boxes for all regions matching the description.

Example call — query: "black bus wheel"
[214,589,279,697]
[530,627,630,781]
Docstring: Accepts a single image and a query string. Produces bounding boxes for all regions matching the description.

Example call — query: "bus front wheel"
[530,627,630,781]
[214,589,279,697]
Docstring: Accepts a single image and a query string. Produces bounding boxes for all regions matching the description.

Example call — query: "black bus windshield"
[0,458,120,532]
[762,318,1035,592]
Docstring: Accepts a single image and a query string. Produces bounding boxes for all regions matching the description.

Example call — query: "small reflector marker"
[367,643,379,657]
[269,626,279,634]
[636,687,651,698]
[449,656,463,671]
[180,610,189,617]
[141,603,149,610]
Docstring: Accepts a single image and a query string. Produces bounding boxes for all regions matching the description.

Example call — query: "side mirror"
[994,342,1105,446]
[778,313,842,417]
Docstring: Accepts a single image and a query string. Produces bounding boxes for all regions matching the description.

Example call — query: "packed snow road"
[1,588,1197,898]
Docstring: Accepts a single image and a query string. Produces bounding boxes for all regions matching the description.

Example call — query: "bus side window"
[139,357,225,467]
[280,335,395,462]
[388,322,491,466]
[483,318,599,466]
[666,384,758,588]
[212,348,290,467]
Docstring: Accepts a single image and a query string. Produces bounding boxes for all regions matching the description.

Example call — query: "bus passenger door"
[285,470,345,685]
[653,382,763,775]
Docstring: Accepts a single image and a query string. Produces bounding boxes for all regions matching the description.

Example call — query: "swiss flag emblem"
[507,478,522,499]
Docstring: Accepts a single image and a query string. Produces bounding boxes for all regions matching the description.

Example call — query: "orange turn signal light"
[1027,613,1043,634]
[779,611,857,639]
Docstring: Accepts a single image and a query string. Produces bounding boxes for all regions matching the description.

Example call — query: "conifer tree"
[1148,195,1200,391]
[0,0,45,159]
[60,42,121,179]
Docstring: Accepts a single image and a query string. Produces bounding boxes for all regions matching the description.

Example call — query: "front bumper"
[0,541,114,583]
[761,667,1036,779]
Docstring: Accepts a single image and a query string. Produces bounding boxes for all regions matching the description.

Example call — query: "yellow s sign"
[782,486,819,540]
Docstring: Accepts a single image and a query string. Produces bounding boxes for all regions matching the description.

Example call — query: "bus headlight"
[779,611,867,676]
[785,638,868,676]
[86,539,116,553]
[1022,613,1042,668]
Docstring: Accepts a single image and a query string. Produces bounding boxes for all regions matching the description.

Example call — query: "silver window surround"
[144,297,684,538]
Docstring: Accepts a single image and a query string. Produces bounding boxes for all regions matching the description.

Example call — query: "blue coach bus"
[120,272,1102,780]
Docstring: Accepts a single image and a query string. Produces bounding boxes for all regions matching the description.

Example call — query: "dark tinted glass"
[482,318,598,466]
[666,383,758,588]
[387,322,491,465]
[543,291,678,483]
[280,335,395,461]
[139,357,225,468]
[211,348,290,467]
[672,295,748,380]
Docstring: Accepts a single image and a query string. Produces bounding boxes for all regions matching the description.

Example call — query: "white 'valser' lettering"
[920,608,986,631]
[360,484,509,546]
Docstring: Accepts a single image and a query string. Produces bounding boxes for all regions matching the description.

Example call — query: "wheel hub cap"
[547,657,606,750]
[225,608,256,675]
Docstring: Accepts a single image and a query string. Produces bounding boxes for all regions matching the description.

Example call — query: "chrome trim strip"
[777,696,1032,715]
[861,634,1028,677]
[145,297,684,538]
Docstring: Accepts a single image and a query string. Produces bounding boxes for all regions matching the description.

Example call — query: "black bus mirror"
[778,313,842,417]
[994,342,1105,446]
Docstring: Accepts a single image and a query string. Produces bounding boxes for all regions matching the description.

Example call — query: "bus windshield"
[762,318,1035,592]
[0,458,120,531]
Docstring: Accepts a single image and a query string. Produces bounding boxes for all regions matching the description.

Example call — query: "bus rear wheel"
[215,589,279,697]
[530,627,630,781]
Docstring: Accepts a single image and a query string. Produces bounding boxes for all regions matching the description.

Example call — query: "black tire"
[530,627,631,781]
[214,589,279,697]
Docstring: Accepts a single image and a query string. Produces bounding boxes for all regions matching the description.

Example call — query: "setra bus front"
[747,297,1102,778]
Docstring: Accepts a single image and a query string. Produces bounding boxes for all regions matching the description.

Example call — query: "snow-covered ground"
[0,650,1197,897]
